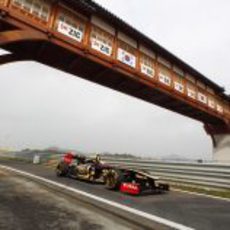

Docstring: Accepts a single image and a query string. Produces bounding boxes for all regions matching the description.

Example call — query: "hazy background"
[0,0,229,160]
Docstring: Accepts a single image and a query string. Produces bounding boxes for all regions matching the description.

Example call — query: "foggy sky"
[0,0,229,160]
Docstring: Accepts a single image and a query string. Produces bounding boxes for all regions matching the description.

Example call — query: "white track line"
[172,188,230,202]
[0,164,194,230]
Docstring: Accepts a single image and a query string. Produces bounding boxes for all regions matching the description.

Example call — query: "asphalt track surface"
[1,159,230,230]
[0,168,135,230]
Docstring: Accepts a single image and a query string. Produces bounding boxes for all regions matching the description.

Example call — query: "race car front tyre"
[56,168,63,177]
[105,169,124,190]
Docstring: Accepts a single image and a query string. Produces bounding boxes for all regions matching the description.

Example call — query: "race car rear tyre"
[56,168,63,177]
[56,162,68,177]
[56,167,66,177]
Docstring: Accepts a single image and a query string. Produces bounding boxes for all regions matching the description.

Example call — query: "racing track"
[0,168,136,230]
[0,159,230,230]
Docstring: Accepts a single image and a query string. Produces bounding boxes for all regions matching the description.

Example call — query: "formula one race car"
[104,168,169,195]
[56,153,169,195]
[56,153,111,182]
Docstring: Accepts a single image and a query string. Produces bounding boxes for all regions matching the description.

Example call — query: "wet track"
[0,159,230,230]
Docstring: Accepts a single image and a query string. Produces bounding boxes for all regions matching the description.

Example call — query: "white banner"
[58,21,83,42]
[198,93,207,104]
[159,73,171,86]
[217,104,223,113]
[91,38,112,56]
[117,48,136,68]
[174,82,184,93]
[187,88,196,99]
[141,64,155,78]
[208,100,215,109]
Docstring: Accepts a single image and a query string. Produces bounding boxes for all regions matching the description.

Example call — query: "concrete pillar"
[204,123,230,163]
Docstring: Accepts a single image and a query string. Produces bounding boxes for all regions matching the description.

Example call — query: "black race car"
[56,153,169,195]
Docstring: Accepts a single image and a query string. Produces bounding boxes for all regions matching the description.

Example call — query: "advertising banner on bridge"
[140,64,155,78]
[159,73,171,86]
[198,93,207,104]
[208,99,216,109]
[117,48,136,68]
[217,104,224,113]
[91,38,112,56]
[58,21,83,43]
[187,88,196,99]
[174,82,184,93]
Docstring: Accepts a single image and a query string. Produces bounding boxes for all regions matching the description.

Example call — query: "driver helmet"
[95,154,101,163]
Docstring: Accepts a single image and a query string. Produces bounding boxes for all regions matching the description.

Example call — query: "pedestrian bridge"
[0,0,229,161]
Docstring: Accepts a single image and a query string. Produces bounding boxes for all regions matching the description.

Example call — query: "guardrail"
[1,152,230,190]
[101,157,230,190]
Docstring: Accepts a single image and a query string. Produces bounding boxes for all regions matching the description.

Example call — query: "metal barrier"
[101,157,230,190]
[1,152,229,190]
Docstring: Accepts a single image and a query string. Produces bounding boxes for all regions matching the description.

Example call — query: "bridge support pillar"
[204,123,230,163]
